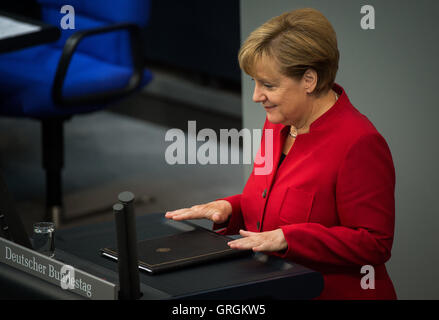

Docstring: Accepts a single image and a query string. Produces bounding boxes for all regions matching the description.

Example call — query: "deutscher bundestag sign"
[0,237,117,299]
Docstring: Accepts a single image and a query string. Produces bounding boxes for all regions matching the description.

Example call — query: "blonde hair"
[238,8,339,96]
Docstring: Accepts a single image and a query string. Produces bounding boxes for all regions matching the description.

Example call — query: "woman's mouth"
[264,105,277,111]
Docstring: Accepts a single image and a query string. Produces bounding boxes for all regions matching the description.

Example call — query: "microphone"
[113,191,141,300]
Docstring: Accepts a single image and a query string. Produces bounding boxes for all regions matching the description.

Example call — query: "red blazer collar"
[277,83,347,134]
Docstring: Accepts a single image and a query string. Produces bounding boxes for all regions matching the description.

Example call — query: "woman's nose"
[252,84,266,103]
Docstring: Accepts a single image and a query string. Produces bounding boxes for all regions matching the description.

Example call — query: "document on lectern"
[100,228,251,274]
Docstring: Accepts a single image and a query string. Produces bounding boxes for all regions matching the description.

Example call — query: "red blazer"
[215,84,397,299]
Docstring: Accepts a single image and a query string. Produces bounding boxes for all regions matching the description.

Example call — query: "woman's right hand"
[165,200,232,224]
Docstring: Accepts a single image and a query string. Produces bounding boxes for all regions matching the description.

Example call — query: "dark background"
[143,0,241,90]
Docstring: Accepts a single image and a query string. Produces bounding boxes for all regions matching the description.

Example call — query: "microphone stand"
[113,191,141,300]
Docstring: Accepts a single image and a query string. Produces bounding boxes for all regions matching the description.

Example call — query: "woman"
[165,8,396,300]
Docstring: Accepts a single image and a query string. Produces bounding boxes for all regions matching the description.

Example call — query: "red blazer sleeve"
[212,194,245,235]
[279,133,395,267]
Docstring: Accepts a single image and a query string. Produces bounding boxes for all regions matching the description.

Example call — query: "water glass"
[33,222,55,258]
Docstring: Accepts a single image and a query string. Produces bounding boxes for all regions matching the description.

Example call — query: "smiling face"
[251,56,312,127]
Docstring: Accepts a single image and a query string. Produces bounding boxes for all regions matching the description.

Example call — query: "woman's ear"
[303,69,318,94]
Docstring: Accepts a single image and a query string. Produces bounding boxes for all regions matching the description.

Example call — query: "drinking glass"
[33,222,55,258]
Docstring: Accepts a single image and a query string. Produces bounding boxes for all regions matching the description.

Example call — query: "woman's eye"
[263,83,273,89]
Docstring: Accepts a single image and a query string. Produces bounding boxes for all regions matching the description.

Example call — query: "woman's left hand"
[227,229,288,252]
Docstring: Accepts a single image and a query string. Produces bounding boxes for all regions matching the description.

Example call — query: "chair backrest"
[37,0,150,66]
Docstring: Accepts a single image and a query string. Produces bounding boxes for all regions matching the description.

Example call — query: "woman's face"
[251,56,311,127]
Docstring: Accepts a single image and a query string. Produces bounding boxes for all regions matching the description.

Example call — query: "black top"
[278,153,287,168]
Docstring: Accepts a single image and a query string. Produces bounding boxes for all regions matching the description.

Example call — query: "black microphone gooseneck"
[113,191,141,300]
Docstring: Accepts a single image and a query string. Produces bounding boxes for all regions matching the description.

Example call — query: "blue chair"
[0,0,153,225]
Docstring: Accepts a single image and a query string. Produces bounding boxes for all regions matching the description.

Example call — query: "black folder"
[100,228,251,274]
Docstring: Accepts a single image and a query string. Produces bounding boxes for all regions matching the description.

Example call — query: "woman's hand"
[165,200,232,224]
[227,229,288,253]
